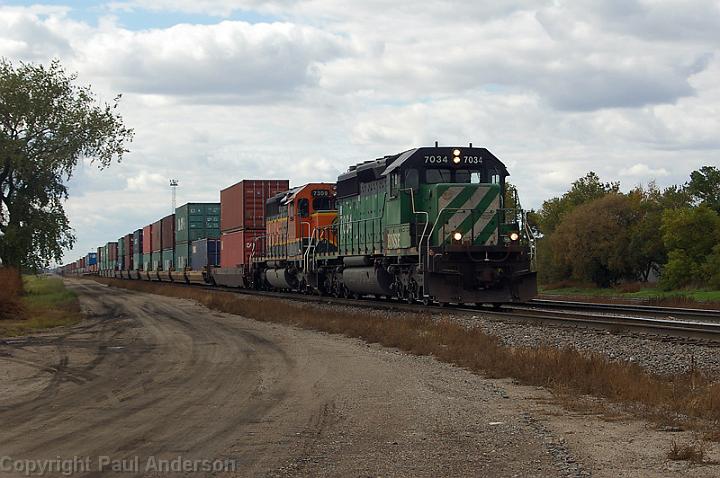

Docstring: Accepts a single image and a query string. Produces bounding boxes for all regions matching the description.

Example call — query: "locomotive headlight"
[509,232,520,241]
[452,156,461,164]
[453,149,461,156]
[453,231,463,241]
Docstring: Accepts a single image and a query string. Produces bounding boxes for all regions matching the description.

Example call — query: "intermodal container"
[161,214,175,251]
[107,242,118,269]
[118,236,125,261]
[191,238,220,270]
[86,252,97,266]
[221,179,289,232]
[133,252,142,271]
[161,248,174,271]
[143,253,152,272]
[175,242,191,270]
[143,224,153,254]
[152,219,163,252]
[123,234,133,258]
[151,251,162,271]
[97,247,103,269]
[133,229,143,254]
[123,233,133,271]
[175,203,220,243]
[220,229,265,268]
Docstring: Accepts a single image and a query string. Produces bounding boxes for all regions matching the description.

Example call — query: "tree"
[534,172,619,284]
[687,166,720,212]
[0,59,133,271]
[535,172,620,235]
[659,206,720,289]
[550,193,640,287]
[626,182,692,281]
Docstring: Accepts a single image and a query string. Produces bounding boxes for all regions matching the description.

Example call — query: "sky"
[0,0,718,263]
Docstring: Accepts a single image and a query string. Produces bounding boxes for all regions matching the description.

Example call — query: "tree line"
[526,167,720,290]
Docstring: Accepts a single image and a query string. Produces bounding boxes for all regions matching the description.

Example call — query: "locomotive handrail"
[399,188,429,274]
[250,234,269,264]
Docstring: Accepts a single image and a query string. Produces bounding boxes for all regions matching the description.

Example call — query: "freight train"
[61,145,537,305]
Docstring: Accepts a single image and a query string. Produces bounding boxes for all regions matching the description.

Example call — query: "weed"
[667,440,706,463]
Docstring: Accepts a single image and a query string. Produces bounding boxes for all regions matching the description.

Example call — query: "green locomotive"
[309,144,537,305]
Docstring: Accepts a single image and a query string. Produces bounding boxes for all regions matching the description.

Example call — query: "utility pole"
[170,179,179,213]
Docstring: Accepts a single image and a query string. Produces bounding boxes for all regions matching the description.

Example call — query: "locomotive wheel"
[421,296,431,306]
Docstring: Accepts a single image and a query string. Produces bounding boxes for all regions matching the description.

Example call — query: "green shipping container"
[162,248,174,271]
[175,202,221,243]
[175,242,191,270]
[117,237,125,270]
[143,253,152,271]
[151,251,162,271]
[133,252,142,271]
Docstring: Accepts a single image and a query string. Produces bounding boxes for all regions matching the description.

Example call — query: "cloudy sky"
[1,0,718,263]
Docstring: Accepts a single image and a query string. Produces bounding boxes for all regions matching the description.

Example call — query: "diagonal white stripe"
[466,194,501,244]
[442,187,488,243]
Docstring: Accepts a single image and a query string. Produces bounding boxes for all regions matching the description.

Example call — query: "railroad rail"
[528,298,720,322]
[88,276,720,344]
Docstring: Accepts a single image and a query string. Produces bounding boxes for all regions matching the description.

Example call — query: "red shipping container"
[220,229,265,268]
[123,233,133,255]
[161,214,175,250]
[124,254,133,271]
[143,224,153,254]
[107,243,118,268]
[152,219,163,251]
[221,179,289,232]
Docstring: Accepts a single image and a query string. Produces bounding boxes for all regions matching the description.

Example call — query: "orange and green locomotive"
[250,145,536,305]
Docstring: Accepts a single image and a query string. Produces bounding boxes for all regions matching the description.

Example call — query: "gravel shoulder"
[0,279,718,477]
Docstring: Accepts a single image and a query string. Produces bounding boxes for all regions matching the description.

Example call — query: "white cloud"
[619,163,670,177]
[0,2,718,263]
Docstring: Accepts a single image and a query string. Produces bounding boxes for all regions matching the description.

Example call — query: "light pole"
[170,179,179,213]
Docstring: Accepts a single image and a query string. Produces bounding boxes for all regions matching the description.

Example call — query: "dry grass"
[95,277,720,434]
[0,267,25,320]
[667,440,707,463]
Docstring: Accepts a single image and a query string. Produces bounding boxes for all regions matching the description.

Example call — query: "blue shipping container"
[191,238,220,270]
[86,252,97,266]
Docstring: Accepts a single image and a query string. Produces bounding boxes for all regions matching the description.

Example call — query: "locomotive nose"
[430,183,501,247]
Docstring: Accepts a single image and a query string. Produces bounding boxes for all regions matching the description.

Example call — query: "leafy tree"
[687,166,720,212]
[550,193,639,287]
[627,182,692,281]
[703,244,720,290]
[659,206,720,289]
[0,59,133,271]
[536,172,620,235]
[535,172,619,284]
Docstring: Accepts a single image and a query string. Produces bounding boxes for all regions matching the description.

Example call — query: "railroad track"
[528,298,720,322]
[90,276,720,344]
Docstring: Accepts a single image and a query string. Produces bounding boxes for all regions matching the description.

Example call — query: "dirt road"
[1,279,718,477]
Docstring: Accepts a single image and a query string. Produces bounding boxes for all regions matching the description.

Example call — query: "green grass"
[0,275,82,337]
[539,284,720,307]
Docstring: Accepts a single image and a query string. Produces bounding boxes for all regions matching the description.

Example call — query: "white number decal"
[463,156,481,164]
[424,155,448,164]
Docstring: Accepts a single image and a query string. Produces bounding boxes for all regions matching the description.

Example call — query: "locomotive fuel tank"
[342,266,393,296]
[266,268,299,290]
